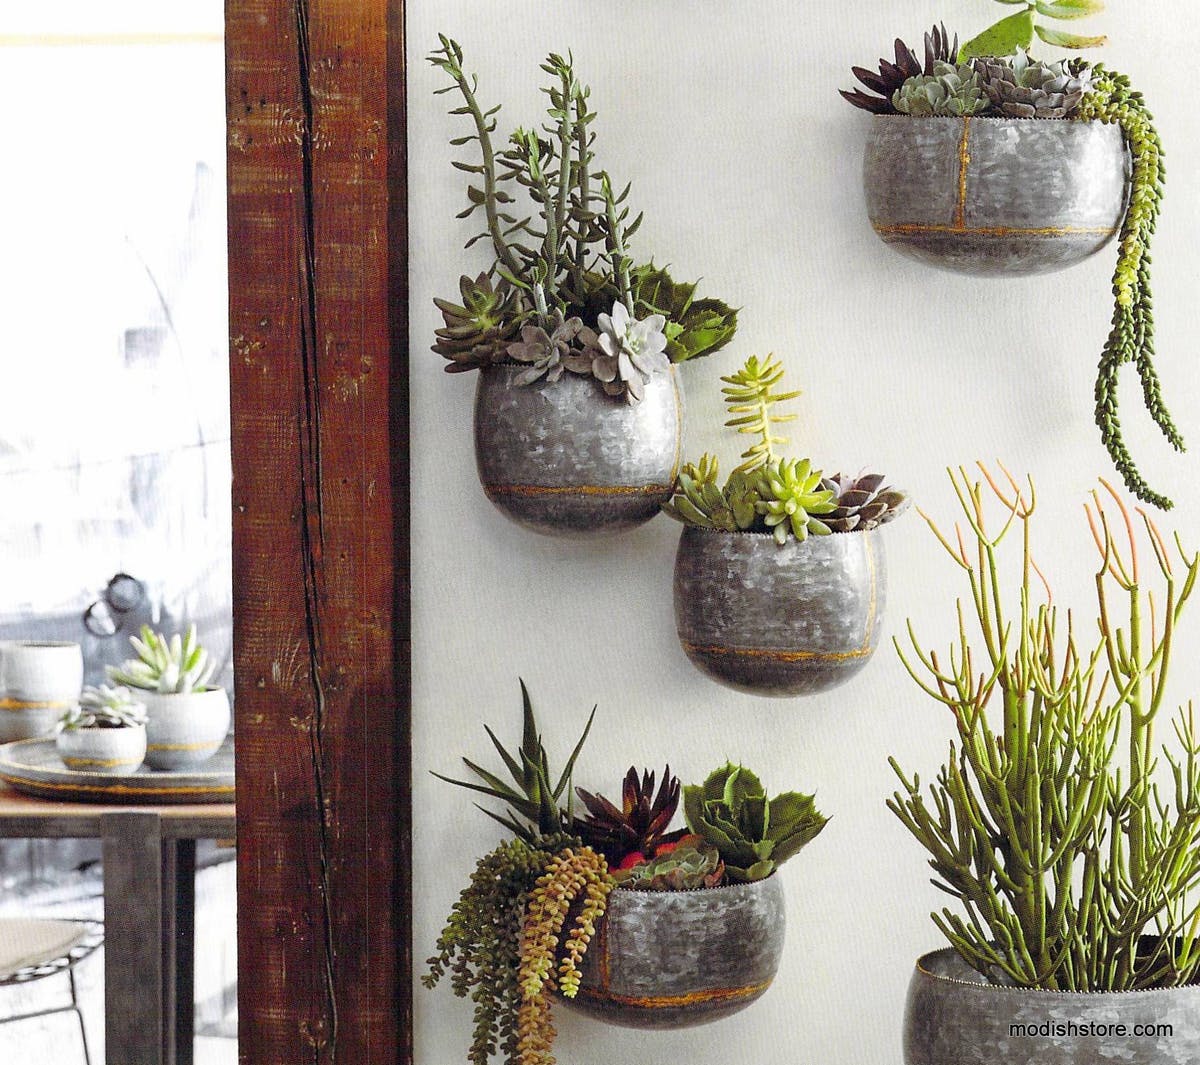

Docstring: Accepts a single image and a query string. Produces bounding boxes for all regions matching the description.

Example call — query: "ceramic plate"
[0,736,234,804]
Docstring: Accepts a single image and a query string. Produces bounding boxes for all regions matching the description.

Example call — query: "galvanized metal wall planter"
[474,364,683,538]
[864,116,1129,276]
[562,875,786,1029]
[905,947,1200,1065]
[673,527,885,696]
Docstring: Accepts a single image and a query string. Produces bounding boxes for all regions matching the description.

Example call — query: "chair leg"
[69,967,92,1065]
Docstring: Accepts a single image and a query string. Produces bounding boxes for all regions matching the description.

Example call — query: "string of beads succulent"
[429,37,737,403]
[662,354,909,543]
[427,683,827,1064]
[891,467,1200,991]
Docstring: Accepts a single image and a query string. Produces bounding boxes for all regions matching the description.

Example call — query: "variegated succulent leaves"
[663,354,909,543]
[429,38,737,402]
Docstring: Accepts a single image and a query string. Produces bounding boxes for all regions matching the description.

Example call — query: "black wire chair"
[0,918,103,1065]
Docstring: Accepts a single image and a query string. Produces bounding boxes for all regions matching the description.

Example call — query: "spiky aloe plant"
[891,465,1200,990]
[106,624,215,694]
[431,679,594,844]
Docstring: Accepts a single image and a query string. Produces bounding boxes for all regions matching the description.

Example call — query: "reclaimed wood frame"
[226,2,411,1062]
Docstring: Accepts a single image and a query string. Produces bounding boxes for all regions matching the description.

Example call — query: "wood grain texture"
[227,1,410,1062]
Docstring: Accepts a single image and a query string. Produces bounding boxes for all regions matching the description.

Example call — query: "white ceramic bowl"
[140,688,231,770]
[56,724,147,776]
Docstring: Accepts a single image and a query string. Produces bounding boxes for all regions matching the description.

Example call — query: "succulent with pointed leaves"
[574,765,686,868]
[840,23,959,114]
[432,273,527,373]
[756,458,837,544]
[612,835,725,891]
[684,764,828,884]
[107,624,215,694]
[894,62,991,116]
[661,455,736,531]
[821,472,912,533]
[430,679,596,844]
[588,302,670,404]
[974,50,1092,118]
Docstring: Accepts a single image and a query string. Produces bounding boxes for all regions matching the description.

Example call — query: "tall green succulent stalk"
[891,466,1200,991]
[1076,68,1182,511]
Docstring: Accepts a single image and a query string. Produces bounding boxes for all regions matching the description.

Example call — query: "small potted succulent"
[428,36,737,537]
[842,4,1183,509]
[890,466,1200,1065]
[663,354,908,696]
[56,685,148,776]
[107,624,229,770]
[425,683,826,1063]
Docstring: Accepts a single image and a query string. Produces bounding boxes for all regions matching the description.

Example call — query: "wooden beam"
[226,2,410,1062]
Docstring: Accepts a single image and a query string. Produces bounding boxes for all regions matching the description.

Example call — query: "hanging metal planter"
[673,527,885,697]
[864,116,1129,276]
[561,875,786,1029]
[905,947,1200,1065]
[474,364,682,538]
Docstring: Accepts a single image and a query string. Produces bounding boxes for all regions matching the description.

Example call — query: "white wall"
[409,3,1200,1062]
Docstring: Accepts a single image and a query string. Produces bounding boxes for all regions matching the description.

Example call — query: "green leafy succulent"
[756,458,837,545]
[431,679,595,843]
[61,685,148,731]
[684,764,828,883]
[630,264,738,364]
[959,0,1106,60]
[107,624,215,694]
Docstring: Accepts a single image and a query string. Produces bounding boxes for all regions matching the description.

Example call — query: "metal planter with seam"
[905,947,1200,1065]
[473,364,682,538]
[562,875,786,1029]
[673,527,885,697]
[864,116,1129,276]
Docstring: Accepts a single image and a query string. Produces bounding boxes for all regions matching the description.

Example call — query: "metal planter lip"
[473,362,683,539]
[905,946,1200,1065]
[864,114,1130,277]
[673,526,886,697]
[562,873,787,1030]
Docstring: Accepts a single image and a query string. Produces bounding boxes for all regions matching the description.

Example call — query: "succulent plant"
[894,62,991,117]
[107,624,215,694]
[756,458,837,544]
[431,680,595,844]
[587,301,670,404]
[574,765,686,868]
[433,273,526,373]
[684,764,828,884]
[721,354,801,474]
[660,455,735,531]
[821,472,912,533]
[959,0,1106,61]
[506,311,593,386]
[60,685,147,731]
[974,49,1092,118]
[841,23,959,114]
[612,835,725,891]
[429,37,737,387]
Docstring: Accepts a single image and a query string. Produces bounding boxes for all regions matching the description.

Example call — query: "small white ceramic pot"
[0,642,84,741]
[56,724,147,776]
[139,688,231,770]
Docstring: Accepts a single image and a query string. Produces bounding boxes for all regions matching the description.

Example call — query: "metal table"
[0,784,236,1065]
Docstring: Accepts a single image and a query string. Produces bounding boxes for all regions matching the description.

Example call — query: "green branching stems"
[892,464,1200,991]
[429,35,522,278]
[1077,67,1182,511]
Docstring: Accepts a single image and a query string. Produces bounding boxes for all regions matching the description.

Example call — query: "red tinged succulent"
[574,765,686,869]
